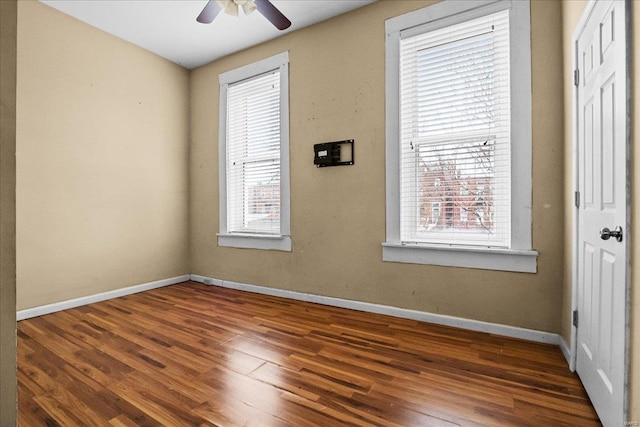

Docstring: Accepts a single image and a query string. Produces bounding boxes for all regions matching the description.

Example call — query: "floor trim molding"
[16,275,191,321]
[17,273,563,349]
[190,274,562,346]
[559,336,573,369]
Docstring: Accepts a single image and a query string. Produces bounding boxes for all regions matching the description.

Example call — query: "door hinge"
[574,191,580,208]
[573,310,579,328]
[574,69,580,86]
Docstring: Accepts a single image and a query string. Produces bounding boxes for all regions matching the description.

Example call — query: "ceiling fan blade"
[254,0,291,30]
[197,0,222,24]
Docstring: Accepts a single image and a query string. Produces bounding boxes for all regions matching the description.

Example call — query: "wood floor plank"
[18,281,601,426]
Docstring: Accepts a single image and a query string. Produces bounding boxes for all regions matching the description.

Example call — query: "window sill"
[382,242,537,273]
[218,233,291,251]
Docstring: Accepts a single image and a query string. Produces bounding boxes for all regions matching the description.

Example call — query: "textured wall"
[16,1,190,310]
[190,0,565,333]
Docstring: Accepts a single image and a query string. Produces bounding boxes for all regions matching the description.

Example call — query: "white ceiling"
[39,0,376,69]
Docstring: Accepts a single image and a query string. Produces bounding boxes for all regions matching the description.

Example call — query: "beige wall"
[0,0,17,424]
[561,0,639,422]
[16,1,190,310]
[190,0,565,333]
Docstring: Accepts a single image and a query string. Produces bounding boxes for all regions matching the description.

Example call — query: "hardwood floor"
[18,281,600,426]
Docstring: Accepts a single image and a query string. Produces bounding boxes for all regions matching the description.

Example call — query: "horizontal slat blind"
[226,70,281,234]
[399,10,511,247]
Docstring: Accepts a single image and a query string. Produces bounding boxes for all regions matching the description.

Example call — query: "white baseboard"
[18,273,564,348]
[559,335,573,369]
[17,275,191,321]
[190,274,562,346]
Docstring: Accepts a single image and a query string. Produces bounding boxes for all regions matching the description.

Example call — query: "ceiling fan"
[197,0,292,30]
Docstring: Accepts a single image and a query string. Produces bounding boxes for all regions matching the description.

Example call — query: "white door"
[575,1,628,426]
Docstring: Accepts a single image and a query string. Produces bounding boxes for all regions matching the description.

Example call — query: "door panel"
[581,242,594,358]
[583,99,594,206]
[598,249,615,389]
[600,78,615,206]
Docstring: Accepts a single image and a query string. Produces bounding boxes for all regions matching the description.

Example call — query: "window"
[218,52,291,251]
[383,0,537,272]
[432,201,441,223]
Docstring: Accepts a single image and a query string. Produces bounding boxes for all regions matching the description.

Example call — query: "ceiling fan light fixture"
[216,0,237,16]
[216,0,256,17]
[239,0,257,15]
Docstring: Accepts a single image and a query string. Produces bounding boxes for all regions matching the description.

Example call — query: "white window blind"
[399,10,511,248]
[226,70,281,235]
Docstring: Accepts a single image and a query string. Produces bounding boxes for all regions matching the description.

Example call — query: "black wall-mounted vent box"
[313,139,354,167]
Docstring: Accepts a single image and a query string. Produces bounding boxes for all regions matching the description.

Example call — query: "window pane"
[243,159,280,232]
[416,32,495,136]
[414,136,507,244]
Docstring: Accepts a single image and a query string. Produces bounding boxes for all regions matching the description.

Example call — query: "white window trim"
[218,52,291,251]
[383,0,537,273]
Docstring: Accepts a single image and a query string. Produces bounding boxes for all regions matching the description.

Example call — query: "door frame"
[569,0,632,420]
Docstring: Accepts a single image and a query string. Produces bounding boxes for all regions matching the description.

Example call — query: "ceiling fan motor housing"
[197,0,291,30]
